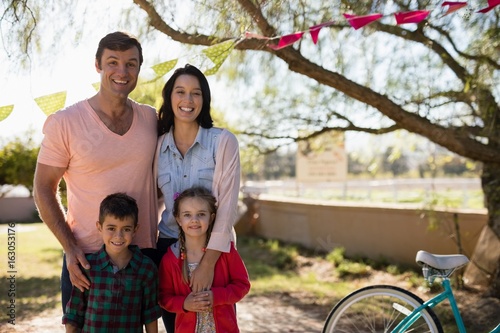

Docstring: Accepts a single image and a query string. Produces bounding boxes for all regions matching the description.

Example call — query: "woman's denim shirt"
[157,126,222,238]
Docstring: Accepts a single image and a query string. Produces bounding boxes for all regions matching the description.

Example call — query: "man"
[33,31,158,313]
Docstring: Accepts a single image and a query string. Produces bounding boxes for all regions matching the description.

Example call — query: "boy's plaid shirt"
[63,245,162,332]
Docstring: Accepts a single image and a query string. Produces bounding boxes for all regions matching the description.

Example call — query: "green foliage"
[336,261,372,278]
[0,131,39,194]
[255,238,299,271]
[129,78,166,111]
[326,247,345,266]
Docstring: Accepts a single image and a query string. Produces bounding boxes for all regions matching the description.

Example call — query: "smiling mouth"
[113,79,128,85]
[180,107,194,112]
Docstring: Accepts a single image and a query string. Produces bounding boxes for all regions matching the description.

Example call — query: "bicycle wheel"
[322,285,443,333]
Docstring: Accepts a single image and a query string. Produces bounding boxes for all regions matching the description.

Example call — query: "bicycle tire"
[322,285,443,333]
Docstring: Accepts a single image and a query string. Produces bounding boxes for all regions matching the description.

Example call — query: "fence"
[242,177,483,209]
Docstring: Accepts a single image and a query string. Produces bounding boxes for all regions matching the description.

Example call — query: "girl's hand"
[183,291,212,312]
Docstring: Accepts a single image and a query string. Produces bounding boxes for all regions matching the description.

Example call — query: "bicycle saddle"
[416,250,469,270]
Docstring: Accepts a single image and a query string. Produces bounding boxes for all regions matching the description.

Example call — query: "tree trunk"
[481,162,500,297]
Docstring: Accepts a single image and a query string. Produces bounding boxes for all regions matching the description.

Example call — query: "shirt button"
[183,175,187,178]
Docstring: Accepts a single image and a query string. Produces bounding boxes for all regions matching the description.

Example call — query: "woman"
[155,64,241,333]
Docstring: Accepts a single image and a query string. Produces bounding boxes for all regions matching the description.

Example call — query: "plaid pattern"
[63,245,162,333]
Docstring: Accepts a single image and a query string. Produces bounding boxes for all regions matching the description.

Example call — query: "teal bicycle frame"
[393,278,500,333]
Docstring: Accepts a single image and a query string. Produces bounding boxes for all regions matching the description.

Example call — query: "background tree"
[382,146,410,176]
[0,132,39,197]
[130,0,500,296]
[2,0,499,295]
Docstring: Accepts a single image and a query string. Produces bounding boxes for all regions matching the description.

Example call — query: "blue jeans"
[61,254,72,314]
[156,238,178,333]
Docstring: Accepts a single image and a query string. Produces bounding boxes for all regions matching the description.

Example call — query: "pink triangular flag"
[442,1,468,15]
[309,21,335,44]
[395,10,431,24]
[268,32,304,50]
[478,0,500,13]
[343,13,383,30]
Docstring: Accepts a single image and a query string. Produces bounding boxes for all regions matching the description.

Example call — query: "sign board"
[296,131,347,182]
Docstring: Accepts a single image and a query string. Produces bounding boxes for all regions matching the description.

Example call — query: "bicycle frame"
[392,278,500,333]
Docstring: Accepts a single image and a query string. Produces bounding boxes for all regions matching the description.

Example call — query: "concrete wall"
[244,195,487,268]
[0,197,38,222]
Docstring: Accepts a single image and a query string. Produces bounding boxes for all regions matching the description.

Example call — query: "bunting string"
[0,0,497,121]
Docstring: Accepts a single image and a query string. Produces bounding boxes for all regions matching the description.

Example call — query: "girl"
[158,187,250,333]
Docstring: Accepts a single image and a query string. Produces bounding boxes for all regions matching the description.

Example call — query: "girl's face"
[176,197,214,239]
[171,74,203,124]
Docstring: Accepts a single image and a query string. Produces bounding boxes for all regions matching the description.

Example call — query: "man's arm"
[33,162,90,291]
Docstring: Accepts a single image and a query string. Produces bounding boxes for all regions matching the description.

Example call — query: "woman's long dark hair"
[157,64,213,135]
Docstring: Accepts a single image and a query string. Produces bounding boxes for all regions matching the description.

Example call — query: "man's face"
[96,47,141,98]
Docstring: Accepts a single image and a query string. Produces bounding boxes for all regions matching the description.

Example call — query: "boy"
[63,193,162,333]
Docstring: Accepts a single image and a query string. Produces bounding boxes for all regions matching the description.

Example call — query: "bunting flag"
[203,39,236,75]
[268,32,305,50]
[141,59,179,83]
[309,21,335,44]
[151,59,178,79]
[0,105,14,122]
[478,0,500,13]
[34,91,67,116]
[1,2,498,123]
[395,10,431,24]
[442,1,468,15]
[343,13,383,30]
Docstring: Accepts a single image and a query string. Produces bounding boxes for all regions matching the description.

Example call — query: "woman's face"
[171,74,203,124]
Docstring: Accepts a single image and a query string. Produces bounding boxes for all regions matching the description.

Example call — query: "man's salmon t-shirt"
[37,99,158,253]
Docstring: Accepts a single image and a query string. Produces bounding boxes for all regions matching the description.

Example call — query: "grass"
[0,223,486,332]
[0,223,63,323]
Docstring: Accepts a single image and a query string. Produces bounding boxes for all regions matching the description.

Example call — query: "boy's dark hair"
[99,193,139,226]
[95,31,143,69]
[157,64,213,135]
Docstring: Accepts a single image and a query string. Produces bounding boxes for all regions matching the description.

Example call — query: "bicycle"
[322,250,500,333]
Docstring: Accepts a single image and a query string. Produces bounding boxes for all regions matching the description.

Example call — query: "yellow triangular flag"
[204,63,224,76]
[151,59,178,78]
[92,82,100,91]
[202,40,235,66]
[0,104,14,122]
[34,91,67,116]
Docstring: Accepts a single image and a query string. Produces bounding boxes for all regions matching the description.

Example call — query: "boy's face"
[96,215,137,255]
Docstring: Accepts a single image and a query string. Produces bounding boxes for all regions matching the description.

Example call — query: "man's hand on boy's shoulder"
[66,248,91,292]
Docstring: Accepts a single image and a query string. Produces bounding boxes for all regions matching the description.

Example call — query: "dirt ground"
[2,259,499,333]
[2,287,499,333]
[0,293,327,333]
